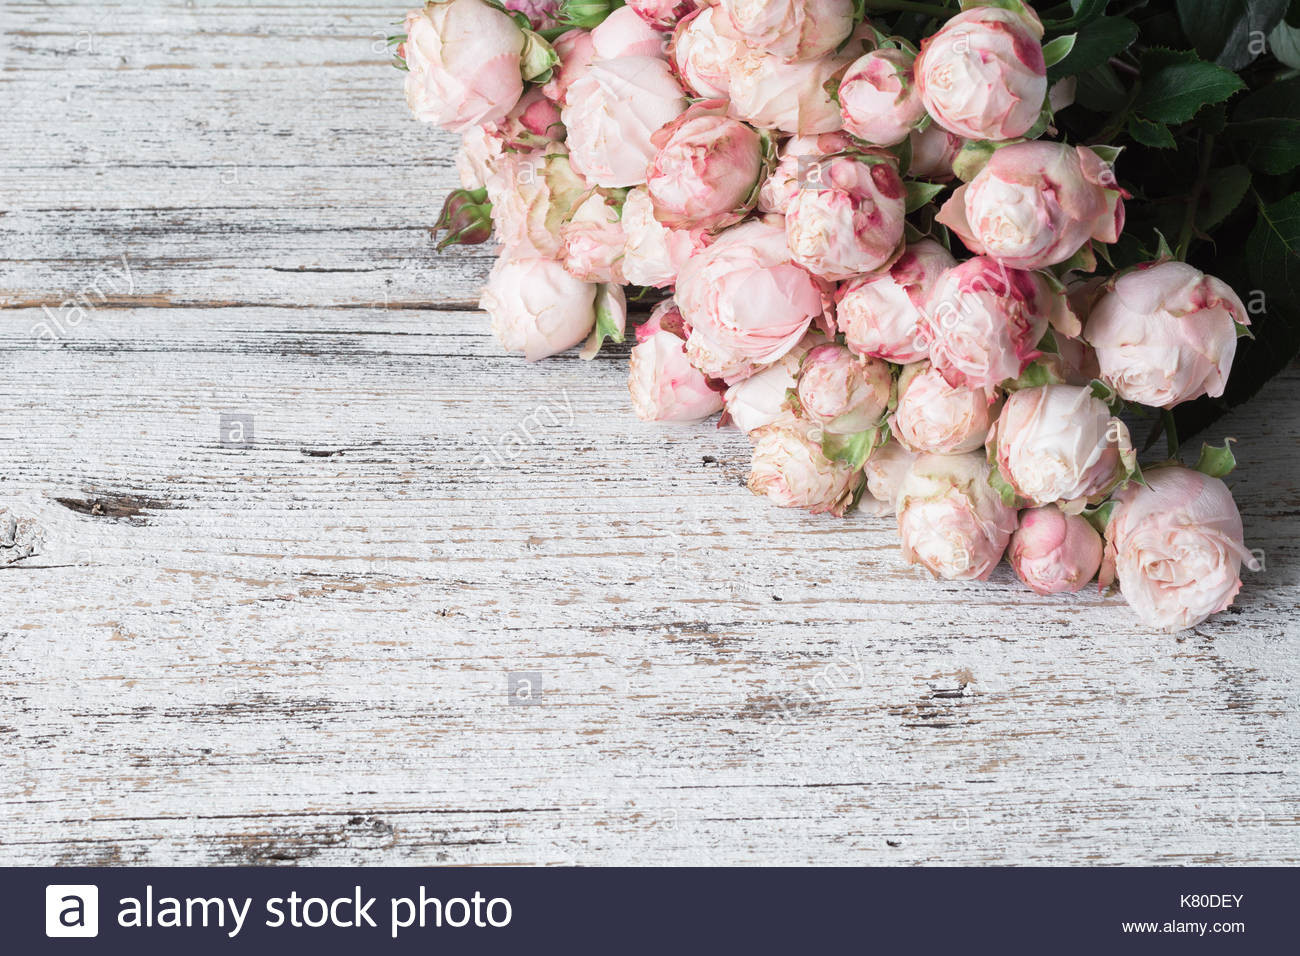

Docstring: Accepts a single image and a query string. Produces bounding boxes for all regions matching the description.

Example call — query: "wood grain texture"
[1,1,1298,866]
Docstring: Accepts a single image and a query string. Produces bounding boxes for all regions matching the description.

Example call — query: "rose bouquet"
[393,0,1300,633]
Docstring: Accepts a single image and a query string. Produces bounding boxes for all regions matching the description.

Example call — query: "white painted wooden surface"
[1,1,1298,866]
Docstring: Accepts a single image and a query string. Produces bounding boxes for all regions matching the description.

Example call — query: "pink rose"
[989,385,1135,511]
[896,452,1017,580]
[716,0,855,62]
[1084,262,1249,409]
[921,256,1078,395]
[484,147,587,258]
[795,344,892,435]
[457,89,564,189]
[937,142,1126,270]
[836,239,955,364]
[562,57,688,188]
[838,49,926,146]
[503,0,562,31]
[914,5,1047,141]
[890,361,994,455]
[541,29,597,106]
[757,132,856,215]
[1104,467,1257,632]
[647,102,766,232]
[861,440,916,516]
[669,7,739,99]
[1009,505,1103,595]
[677,218,827,381]
[629,301,725,422]
[726,46,857,134]
[620,186,712,288]
[907,123,964,181]
[785,154,906,280]
[591,6,668,60]
[401,0,526,132]
[722,334,822,433]
[560,190,626,284]
[480,255,600,360]
[629,0,697,31]
[747,419,861,516]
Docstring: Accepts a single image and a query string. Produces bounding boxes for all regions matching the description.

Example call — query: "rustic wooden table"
[2,1,1298,866]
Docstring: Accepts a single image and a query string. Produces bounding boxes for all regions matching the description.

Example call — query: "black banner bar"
[8,867,1295,952]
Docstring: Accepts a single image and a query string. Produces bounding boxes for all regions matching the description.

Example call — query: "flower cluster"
[397,0,1259,633]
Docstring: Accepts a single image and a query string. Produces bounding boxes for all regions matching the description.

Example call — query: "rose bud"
[795,344,892,435]
[890,361,994,455]
[629,0,697,31]
[503,0,562,31]
[1084,261,1249,409]
[432,186,494,250]
[401,0,527,132]
[620,186,711,288]
[726,45,858,134]
[921,256,1079,395]
[747,419,861,517]
[677,218,827,382]
[722,334,822,434]
[480,255,600,360]
[716,0,855,62]
[757,132,856,215]
[1009,505,1103,595]
[907,124,964,182]
[646,102,766,233]
[785,154,907,281]
[562,57,688,188]
[836,239,955,364]
[937,142,1126,270]
[838,49,926,147]
[896,452,1018,580]
[669,7,739,99]
[560,190,627,284]
[861,440,916,516]
[484,148,587,258]
[1103,467,1258,632]
[540,28,597,105]
[914,4,1047,142]
[629,300,725,422]
[989,385,1135,511]
[591,5,668,60]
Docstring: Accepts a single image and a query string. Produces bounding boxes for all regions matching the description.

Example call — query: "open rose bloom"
[406,0,1262,631]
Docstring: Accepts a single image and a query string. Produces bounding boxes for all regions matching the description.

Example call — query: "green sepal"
[904,180,947,213]
[821,424,889,471]
[579,284,627,360]
[1005,359,1064,391]
[1082,499,1118,536]
[1192,439,1238,479]
[1088,378,1124,415]
[987,464,1022,509]
[1042,34,1077,68]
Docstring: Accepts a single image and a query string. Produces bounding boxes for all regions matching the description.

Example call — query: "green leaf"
[1133,49,1245,125]
[904,180,947,212]
[1047,16,1138,81]
[1193,439,1238,478]
[1231,118,1300,174]
[1196,165,1252,230]
[1043,34,1077,68]
[1176,0,1289,70]
[1126,116,1175,148]
[1005,360,1064,390]
[1043,0,1111,32]
[1075,63,1128,112]
[1247,193,1300,289]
